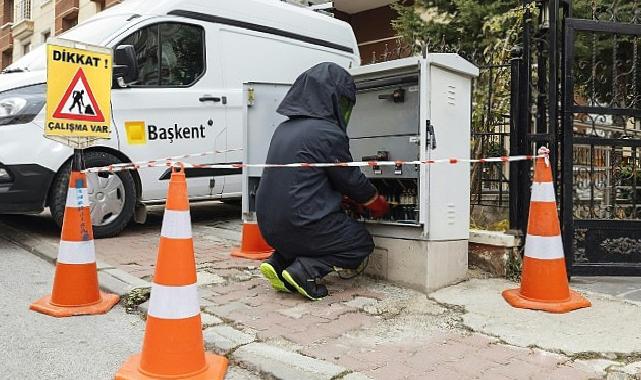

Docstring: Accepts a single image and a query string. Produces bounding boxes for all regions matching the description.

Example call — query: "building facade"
[0,0,121,69]
[309,0,409,65]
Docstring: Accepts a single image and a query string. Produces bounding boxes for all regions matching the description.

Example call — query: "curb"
[0,221,151,297]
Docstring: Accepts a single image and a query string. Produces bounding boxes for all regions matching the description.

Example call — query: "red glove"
[365,194,390,219]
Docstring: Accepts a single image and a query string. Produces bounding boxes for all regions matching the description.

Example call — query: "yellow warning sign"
[45,40,112,143]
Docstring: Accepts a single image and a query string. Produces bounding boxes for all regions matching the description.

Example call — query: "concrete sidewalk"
[0,240,144,380]
[2,204,641,379]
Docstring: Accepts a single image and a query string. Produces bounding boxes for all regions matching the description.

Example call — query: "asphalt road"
[0,238,145,380]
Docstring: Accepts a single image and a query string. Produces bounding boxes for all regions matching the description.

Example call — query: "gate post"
[509,46,524,232]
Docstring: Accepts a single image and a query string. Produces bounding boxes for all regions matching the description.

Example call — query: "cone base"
[231,248,273,260]
[30,292,120,318]
[502,288,591,314]
[115,353,228,380]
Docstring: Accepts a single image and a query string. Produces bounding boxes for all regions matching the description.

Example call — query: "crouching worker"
[255,62,390,301]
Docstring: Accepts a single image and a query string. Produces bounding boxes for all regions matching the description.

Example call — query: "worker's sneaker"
[259,254,295,293]
[282,265,328,301]
[259,262,294,293]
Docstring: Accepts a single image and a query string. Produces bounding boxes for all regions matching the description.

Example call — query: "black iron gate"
[563,13,641,276]
[512,0,641,276]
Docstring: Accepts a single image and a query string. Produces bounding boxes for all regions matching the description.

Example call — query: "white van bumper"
[0,122,68,214]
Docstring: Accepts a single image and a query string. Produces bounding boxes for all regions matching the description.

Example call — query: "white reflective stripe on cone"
[160,210,193,239]
[529,182,556,203]
[524,235,565,260]
[147,283,200,319]
[57,240,96,264]
[65,188,90,208]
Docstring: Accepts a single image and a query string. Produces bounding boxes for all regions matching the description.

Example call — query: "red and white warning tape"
[83,152,545,174]
[83,148,243,173]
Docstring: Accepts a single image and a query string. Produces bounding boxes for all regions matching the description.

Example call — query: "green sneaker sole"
[282,270,323,301]
[259,263,290,293]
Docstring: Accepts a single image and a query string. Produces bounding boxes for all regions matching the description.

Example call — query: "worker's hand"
[341,196,365,217]
[364,194,390,219]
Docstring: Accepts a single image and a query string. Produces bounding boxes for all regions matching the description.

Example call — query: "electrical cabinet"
[242,55,478,292]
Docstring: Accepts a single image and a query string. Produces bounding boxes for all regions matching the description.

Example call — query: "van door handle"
[199,96,227,105]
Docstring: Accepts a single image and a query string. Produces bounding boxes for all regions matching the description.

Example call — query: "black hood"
[277,62,356,131]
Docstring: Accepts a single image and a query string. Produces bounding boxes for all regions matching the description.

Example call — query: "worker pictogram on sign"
[52,68,105,123]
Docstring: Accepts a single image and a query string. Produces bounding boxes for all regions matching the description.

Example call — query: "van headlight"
[0,166,11,182]
[0,84,46,126]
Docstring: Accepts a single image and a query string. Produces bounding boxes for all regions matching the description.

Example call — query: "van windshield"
[61,14,135,45]
[5,14,135,73]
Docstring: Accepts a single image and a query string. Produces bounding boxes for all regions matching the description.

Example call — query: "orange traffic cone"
[231,220,274,260]
[116,167,228,380]
[30,170,119,317]
[503,147,591,314]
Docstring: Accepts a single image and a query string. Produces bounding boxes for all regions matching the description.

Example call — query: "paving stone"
[276,315,328,333]
[281,327,339,346]
[97,270,141,297]
[572,359,624,375]
[201,313,223,327]
[255,325,295,341]
[526,348,569,366]
[458,333,499,348]
[541,365,600,380]
[231,270,254,282]
[481,361,544,380]
[309,303,354,320]
[233,343,346,380]
[344,296,378,309]
[320,313,375,336]
[403,348,453,370]
[474,343,522,364]
[329,354,376,372]
[366,363,427,380]
[225,367,262,380]
[300,340,354,361]
[196,271,226,286]
[618,361,641,375]
[207,301,252,318]
[606,372,634,380]
[278,304,312,319]
[341,372,375,380]
[203,326,255,355]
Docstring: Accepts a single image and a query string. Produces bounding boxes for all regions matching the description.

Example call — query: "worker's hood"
[277,62,356,131]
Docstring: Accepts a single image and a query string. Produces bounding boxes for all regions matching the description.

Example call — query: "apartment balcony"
[0,23,13,52]
[11,0,33,41]
[91,0,121,9]
[55,0,79,34]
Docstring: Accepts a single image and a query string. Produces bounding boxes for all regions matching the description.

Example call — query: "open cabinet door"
[425,59,475,241]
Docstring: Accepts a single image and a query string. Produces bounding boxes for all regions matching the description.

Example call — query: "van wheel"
[50,151,136,239]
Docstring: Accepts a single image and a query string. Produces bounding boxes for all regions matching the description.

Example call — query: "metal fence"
[471,118,511,209]
[471,62,513,211]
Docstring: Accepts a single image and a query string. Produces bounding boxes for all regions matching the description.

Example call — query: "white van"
[0,0,359,238]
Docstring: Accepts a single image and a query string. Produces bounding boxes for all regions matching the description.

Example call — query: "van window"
[118,23,205,87]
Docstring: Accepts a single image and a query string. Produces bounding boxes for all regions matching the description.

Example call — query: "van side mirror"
[112,45,138,88]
